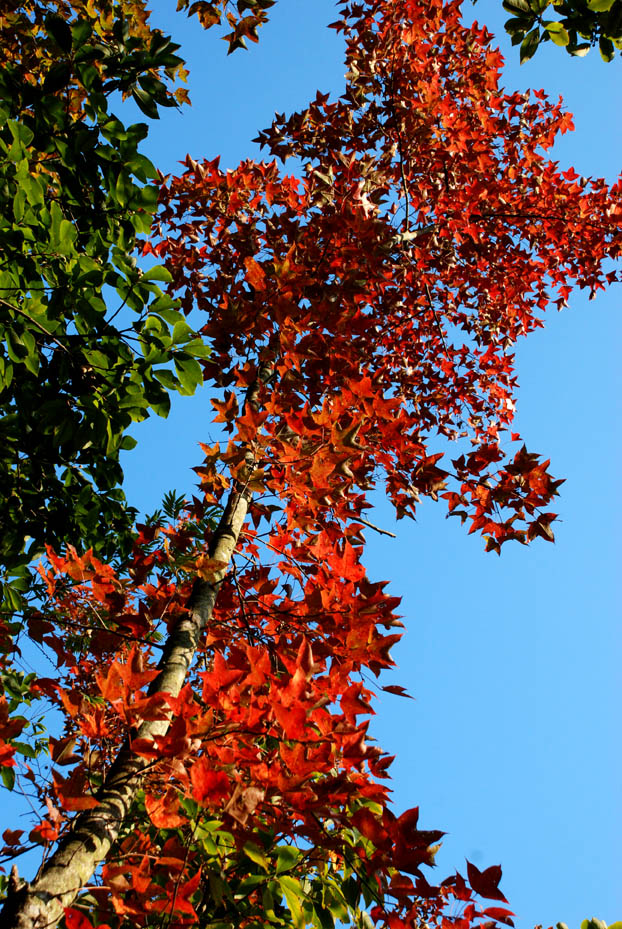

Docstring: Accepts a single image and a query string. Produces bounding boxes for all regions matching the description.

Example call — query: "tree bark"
[2,363,272,929]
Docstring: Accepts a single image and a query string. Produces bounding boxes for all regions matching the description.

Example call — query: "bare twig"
[352,516,396,538]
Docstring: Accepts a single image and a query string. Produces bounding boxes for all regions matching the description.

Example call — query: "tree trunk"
[2,364,272,929]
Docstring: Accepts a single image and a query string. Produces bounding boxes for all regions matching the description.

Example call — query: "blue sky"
[3,2,618,927]
[118,1,620,927]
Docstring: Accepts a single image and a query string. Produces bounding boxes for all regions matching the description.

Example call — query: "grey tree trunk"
[2,364,272,929]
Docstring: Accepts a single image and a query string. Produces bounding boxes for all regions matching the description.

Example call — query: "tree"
[499,0,622,62]
[0,0,200,603]
[0,0,270,606]
[1,1,620,928]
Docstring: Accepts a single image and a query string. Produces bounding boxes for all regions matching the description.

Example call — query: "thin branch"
[0,298,71,355]
[351,515,396,538]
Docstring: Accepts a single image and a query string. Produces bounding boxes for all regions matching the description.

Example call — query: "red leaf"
[352,808,389,848]
[244,256,266,291]
[145,788,186,829]
[482,906,516,926]
[190,758,229,807]
[381,685,414,699]
[466,861,508,902]
[64,910,96,929]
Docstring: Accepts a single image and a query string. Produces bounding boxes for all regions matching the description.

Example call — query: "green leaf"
[132,86,160,119]
[137,184,159,211]
[504,16,530,37]
[520,27,542,62]
[43,62,72,95]
[8,120,34,147]
[174,356,203,395]
[183,337,211,359]
[568,41,592,56]
[2,584,23,612]
[11,740,37,759]
[83,349,111,371]
[70,19,92,45]
[276,844,303,874]
[149,294,179,313]
[5,328,28,363]
[45,14,73,52]
[587,0,616,10]
[1,766,15,791]
[237,874,267,895]
[544,21,570,45]
[0,358,14,389]
[243,841,270,870]
[149,391,171,418]
[322,885,349,923]
[312,903,335,929]
[115,171,131,209]
[279,876,304,929]
[12,187,25,222]
[143,314,168,336]
[143,265,173,283]
[21,172,45,207]
[172,320,195,344]
[50,200,63,243]
[151,307,184,326]
[22,349,40,377]
[153,368,179,390]
[59,219,77,249]
[127,153,158,181]
[599,35,615,60]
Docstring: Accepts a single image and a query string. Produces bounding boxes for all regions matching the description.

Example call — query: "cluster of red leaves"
[0,616,27,771]
[4,1,620,927]
[0,695,25,769]
[155,0,620,553]
[17,517,514,928]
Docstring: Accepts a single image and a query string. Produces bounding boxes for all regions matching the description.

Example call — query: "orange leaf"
[244,256,266,291]
[145,788,185,829]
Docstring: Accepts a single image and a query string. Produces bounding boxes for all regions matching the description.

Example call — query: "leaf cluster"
[176,0,277,53]
[500,0,622,62]
[0,2,211,605]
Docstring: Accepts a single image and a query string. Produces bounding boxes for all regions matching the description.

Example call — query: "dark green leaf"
[131,86,160,119]
[599,34,615,59]
[1,766,15,791]
[520,27,542,61]
[45,14,73,53]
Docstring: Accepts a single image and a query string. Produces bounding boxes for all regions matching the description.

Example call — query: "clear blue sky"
[5,2,618,927]
[119,2,620,926]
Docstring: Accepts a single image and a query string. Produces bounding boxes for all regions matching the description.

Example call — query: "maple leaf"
[145,789,186,829]
[244,256,267,290]
[53,769,100,812]
[190,758,230,807]
[466,861,508,903]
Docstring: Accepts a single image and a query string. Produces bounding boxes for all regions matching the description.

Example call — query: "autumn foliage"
[0,1,620,928]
